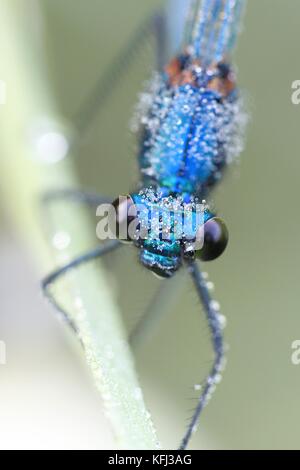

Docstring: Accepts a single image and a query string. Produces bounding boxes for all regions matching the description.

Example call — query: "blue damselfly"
[42,0,247,450]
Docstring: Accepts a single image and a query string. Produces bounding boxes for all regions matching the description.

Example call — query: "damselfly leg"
[130,258,225,450]
[41,6,169,241]
[74,10,168,136]
[179,260,225,450]
[42,241,121,336]
[41,188,182,350]
[41,8,169,339]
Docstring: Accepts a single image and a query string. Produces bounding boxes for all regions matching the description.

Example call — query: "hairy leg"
[42,241,121,335]
[179,261,225,450]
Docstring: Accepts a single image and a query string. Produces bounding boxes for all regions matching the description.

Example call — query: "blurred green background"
[1,0,300,450]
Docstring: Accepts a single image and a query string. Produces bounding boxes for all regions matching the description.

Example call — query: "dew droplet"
[191,424,198,435]
[210,300,221,311]
[206,281,215,291]
[35,131,69,164]
[214,373,223,384]
[217,313,227,329]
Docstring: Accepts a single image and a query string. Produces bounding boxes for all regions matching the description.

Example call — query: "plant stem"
[0,0,159,450]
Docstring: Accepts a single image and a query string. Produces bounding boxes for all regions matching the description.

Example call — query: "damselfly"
[42,0,247,449]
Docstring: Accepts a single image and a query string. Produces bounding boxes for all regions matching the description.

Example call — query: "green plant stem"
[0,0,159,450]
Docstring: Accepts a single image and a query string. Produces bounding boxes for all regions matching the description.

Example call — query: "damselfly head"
[110,193,228,277]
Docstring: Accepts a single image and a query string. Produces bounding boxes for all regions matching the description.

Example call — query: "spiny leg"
[73,9,168,137]
[179,260,225,450]
[153,11,167,72]
[42,241,121,336]
[40,189,112,243]
[41,10,168,224]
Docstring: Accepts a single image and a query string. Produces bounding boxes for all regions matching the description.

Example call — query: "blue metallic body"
[139,79,234,198]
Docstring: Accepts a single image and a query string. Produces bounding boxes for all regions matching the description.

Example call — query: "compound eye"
[196,217,228,262]
[111,195,137,243]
